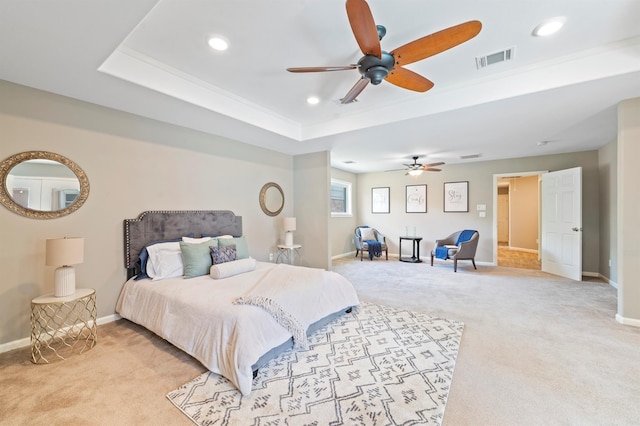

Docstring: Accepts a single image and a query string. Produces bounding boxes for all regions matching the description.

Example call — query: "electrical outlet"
[269,253,274,261]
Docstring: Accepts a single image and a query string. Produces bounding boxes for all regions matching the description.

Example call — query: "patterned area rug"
[167,302,464,425]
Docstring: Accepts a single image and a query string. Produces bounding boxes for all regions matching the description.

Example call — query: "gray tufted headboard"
[123,210,243,278]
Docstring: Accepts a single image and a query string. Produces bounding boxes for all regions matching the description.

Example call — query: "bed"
[116,210,359,395]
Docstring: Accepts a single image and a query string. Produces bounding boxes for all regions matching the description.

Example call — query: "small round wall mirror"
[259,182,284,216]
[0,151,89,219]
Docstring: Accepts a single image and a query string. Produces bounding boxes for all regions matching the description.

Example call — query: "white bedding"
[116,261,359,395]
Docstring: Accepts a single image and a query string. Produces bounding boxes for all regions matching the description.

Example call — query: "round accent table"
[30,288,97,364]
[276,244,302,265]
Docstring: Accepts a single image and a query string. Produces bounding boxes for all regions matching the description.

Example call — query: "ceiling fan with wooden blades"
[401,156,445,175]
[287,0,482,104]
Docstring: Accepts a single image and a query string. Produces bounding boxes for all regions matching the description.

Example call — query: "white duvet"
[116,261,359,395]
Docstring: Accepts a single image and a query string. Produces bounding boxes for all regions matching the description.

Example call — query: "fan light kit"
[399,156,445,176]
[287,0,482,104]
[208,37,228,51]
[532,17,566,37]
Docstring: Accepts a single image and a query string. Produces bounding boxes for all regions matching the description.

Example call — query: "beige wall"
[617,98,640,324]
[351,151,600,270]
[509,175,539,251]
[599,140,617,283]
[0,80,297,346]
[293,152,331,270]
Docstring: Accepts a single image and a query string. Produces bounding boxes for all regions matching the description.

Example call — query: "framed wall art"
[371,187,390,214]
[406,184,427,213]
[444,181,469,212]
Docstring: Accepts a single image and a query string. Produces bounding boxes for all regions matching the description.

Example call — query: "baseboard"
[0,337,30,354]
[597,273,618,289]
[0,313,122,354]
[615,314,640,327]
[582,271,599,278]
[502,246,538,254]
[331,251,357,260]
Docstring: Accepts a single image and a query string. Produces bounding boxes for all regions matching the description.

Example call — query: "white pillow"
[146,242,183,280]
[216,235,233,239]
[182,236,212,243]
[359,227,376,241]
[210,257,256,279]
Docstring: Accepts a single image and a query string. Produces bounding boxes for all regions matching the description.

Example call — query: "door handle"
[572,227,583,232]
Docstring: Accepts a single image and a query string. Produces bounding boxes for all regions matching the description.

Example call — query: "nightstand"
[276,244,302,265]
[30,288,97,364]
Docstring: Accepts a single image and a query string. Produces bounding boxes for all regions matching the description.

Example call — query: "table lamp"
[46,237,84,297]
[283,217,296,246]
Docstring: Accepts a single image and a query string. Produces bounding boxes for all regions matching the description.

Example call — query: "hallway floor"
[497,243,541,270]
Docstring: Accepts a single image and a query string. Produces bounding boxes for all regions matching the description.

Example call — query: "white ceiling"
[1,0,639,173]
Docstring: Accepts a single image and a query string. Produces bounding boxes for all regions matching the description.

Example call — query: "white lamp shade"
[283,217,297,232]
[46,237,84,266]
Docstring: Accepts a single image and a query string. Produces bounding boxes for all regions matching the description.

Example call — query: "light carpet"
[167,302,464,425]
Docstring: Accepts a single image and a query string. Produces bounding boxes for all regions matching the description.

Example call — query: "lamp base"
[285,232,294,247]
[54,266,76,297]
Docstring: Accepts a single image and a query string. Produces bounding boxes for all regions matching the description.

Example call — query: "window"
[331,179,352,217]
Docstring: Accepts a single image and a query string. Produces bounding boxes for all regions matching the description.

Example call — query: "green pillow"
[219,236,249,259]
[179,239,219,279]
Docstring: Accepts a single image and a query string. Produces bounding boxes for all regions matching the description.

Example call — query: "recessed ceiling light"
[208,37,228,51]
[532,17,566,37]
[306,96,320,105]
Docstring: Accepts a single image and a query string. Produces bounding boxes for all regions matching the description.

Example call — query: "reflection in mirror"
[7,160,79,210]
[0,151,89,219]
[259,182,284,216]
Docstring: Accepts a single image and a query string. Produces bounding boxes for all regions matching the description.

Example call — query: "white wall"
[0,80,296,346]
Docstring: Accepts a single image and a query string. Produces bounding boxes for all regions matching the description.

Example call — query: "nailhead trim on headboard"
[123,210,243,277]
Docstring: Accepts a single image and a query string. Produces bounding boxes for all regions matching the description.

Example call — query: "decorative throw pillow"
[359,227,376,241]
[180,240,219,279]
[210,244,237,264]
[146,242,183,280]
[134,235,193,280]
[210,257,257,279]
[218,236,249,259]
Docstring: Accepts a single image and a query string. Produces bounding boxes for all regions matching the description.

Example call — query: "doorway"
[494,172,543,270]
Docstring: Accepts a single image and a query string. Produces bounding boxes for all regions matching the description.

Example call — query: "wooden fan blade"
[386,67,434,92]
[346,0,381,58]
[341,77,370,104]
[391,20,482,66]
[423,162,445,167]
[287,65,358,73]
[424,168,441,172]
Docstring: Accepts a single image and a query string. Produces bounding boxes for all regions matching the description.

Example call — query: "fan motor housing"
[357,52,395,85]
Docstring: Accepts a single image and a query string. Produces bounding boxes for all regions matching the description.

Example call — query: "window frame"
[330,178,352,217]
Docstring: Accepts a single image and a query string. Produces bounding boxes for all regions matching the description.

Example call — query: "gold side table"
[30,288,97,364]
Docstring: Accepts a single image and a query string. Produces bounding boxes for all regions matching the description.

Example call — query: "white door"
[541,167,582,280]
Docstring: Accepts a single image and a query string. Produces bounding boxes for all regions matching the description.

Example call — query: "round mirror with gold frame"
[0,151,90,219]
[259,182,284,216]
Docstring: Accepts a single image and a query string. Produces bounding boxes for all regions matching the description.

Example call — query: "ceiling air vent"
[475,47,515,69]
[460,154,481,160]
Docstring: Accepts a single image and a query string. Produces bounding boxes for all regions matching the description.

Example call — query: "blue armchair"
[354,226,388,261]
